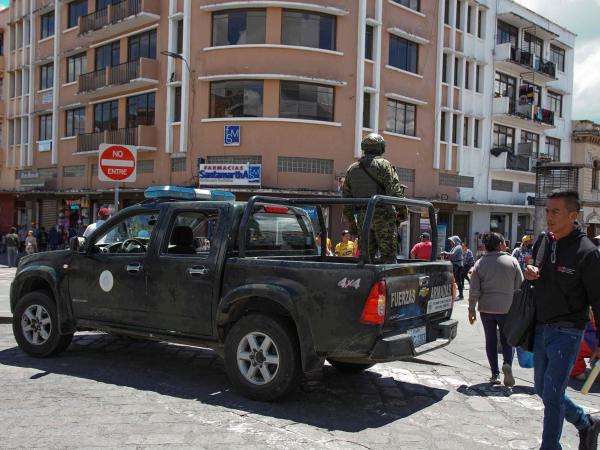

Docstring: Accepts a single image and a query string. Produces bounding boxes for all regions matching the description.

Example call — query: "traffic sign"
[98,144,137,183]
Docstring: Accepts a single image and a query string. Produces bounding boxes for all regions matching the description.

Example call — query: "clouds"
[516,0,600,122]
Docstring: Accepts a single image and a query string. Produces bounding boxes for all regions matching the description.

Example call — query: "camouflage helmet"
[361,133,385,155]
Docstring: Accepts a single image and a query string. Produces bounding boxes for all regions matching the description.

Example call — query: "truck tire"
[224,314,301,401]
[12,291,74,358]
[327,359,375,374]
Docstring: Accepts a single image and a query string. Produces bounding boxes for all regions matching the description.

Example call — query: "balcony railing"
[509,47,556,78]
[77,131,104,153]
[108,61,140,86]
[79,68,107,93]
[79,0,141,35]
[106,127,138,146]
[509,103,555,126]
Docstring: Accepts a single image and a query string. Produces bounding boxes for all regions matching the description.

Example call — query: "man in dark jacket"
[442,236,464,299]
[525,190,600,450]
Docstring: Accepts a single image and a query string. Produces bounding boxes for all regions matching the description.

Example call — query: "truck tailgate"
[382,262,454,347]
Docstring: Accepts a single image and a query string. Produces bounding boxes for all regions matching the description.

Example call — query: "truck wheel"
[327,359,375,373]
[13,291,74,358]
[224,314,301,401]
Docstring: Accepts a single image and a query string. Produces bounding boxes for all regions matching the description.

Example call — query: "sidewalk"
[0,252,19,323]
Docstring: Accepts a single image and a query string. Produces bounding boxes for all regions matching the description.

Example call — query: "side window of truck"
[93,212,158,254]
[246,207,316,254]
[162,210,219,257]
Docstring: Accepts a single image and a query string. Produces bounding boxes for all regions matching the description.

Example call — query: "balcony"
[493,96,555,129]
[76,125,157,153]
[78,0,160,42]
[495,43,557,83]
[77,59,159,98]
[491,146,555,174]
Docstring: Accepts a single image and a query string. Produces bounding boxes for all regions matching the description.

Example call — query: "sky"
[0,0,595,121]
[516,0,600,122]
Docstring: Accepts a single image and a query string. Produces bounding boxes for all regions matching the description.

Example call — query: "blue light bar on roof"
[144,186,235,201]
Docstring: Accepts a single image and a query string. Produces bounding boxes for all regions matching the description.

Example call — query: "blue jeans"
[534,324,590,450]
[6,246,17,267]
[480,312,514,377]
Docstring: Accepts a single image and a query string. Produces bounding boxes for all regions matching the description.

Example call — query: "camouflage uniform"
[343,134,404,263]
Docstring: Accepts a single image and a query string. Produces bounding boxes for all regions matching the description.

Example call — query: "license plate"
[407,326,427,348]
[427,296,453,314]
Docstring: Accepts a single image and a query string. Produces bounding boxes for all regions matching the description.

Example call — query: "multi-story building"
[440,0,575,248]
[572,120,600,239]
[2,0,458,239]
[0,7,10,232]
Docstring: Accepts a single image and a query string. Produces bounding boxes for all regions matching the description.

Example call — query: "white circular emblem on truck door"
[99,270,114,292]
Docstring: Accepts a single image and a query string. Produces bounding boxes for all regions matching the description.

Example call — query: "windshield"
[96,213,158,246]
[246,209,316,253]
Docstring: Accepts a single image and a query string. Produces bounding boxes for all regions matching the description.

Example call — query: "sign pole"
[114,183,120,212]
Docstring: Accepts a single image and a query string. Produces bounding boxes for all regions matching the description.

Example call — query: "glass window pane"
[282,10,335,50]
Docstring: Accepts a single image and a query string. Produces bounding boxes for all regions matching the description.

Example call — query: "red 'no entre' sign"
[98,144,137,183]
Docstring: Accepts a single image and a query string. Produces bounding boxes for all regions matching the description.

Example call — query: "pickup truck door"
[143,208,222,337]
[68,209,161,325]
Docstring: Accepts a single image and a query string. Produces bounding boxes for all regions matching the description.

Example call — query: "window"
[68,0,88,29]
[67,53,86,83]
[278,157,333,174]
[452,114,457,144]
[127,92,156,127]
[467,5,472,34]
[95,41,120,70]
[164,211,219,256]
[40,11,54,39]
[547,91,563,118]
[171,157,186,172]
[439,173,474,188]
[476,64,481,92]
[176,19,184,54]
[474,119,480,148]
[173,86,181,122]
[477,10,484,38]
[94,100,118,132]
[0,78,3,100]
[210,80,263,118]
[497,20,518,47]
[94,212,159,253]
[40,63,53,90]
[520,82,542,107]
[493,124,515,151]
[386,99,416,136]
[138,159,154,174]
[520,130,539,157]
[495,72,517,111]
[592,160,600,191]
[66,108,85,137]
[453,57,461,87]
[442,53,448,83]
[440,111,446,141]
[444,0,449,25]
[97,0,122,9]
[463,117,468,146]
[389,35,418,73]
[363,92,371,128]
[212,9,266,46]
[365,25,373,60]
[465,60,470,89]
[491,179,513,192]
[392,0,420,11]
[544,137,560,161]
[128,29,157,61]
[280,81,334,122]
[245,208,316,254]
[281,10,336,51]
[523,33,543,59]
[39,114,52,141]
[550,45,565,72]
[455,0,461,29]
[63,165,85,177]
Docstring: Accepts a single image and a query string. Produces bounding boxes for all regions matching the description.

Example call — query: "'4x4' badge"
[337,278,361,289]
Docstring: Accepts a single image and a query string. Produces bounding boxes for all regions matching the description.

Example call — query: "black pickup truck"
[10,186,457,401]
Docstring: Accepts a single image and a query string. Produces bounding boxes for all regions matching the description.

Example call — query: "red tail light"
[263,206,289,214]
[360,280,386,325]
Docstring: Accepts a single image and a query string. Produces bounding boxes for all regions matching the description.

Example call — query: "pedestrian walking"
[410,232,433,260]
[315,232,333,256]
[511,235,534,270]
[342,133,405,263]
[18,225,27,252]
[25,230,38,255]
[570,310,598,381]
[334,230,355,257]
[84,207,111,238]
[441,236,464,299]
[5,227,19,267]
[462,241,474,283]
[524,190,600,450]
[468,232,523,386]
[38,226,48,252]
[48,226,59,251]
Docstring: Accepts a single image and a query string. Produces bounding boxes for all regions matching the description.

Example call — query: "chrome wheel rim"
[237,332,280,385]
[21,304,52,346]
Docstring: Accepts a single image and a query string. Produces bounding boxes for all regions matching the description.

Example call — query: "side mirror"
[69,236,86,253]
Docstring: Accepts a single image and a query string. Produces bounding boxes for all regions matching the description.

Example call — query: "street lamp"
[160,50,192,74]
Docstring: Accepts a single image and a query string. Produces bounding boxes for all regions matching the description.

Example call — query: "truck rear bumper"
[369,319,458,361]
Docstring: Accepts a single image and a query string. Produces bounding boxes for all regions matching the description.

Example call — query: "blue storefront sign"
[199,163,261,186]
[224,125,241,146]
[302,206,318,219]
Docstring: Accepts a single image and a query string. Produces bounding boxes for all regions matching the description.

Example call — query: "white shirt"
[83,220,105,238]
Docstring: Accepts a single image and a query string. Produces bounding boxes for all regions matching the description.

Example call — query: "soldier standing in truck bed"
[343,133,405,263]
